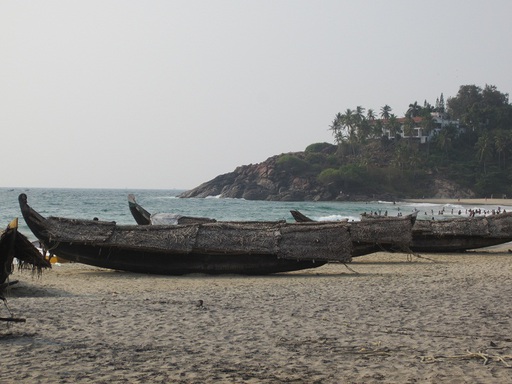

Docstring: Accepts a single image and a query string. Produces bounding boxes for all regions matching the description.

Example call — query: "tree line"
[321,84,512,197]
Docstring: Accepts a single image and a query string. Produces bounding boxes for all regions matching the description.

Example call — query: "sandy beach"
[2,246,512,383]
[404,197,512,207]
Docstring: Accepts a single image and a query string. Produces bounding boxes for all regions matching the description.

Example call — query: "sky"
[2,0,512,190]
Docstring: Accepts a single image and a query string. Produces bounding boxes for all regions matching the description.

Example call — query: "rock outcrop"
[178,151,476,202]
[178,154,338,201]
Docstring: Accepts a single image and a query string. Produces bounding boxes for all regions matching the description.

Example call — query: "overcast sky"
[2,1,511,189]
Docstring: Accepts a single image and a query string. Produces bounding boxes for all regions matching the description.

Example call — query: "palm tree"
[341,108,355,137]
[357,119,372,143]
[380,105,392,120]
[372,119,384,139]
[420,113,435,137]
[402,116,415,138]
[475,132,493,174]
[387,114,400,139]
[337,108,358,155]
[493,130,510,169]
[353,106,369,143]
[392,142,409,174]
[436,130,452,159]
[420,113,435,155]
[365,109,376,138]
[355,106,366,122]
[329,113,344,144]
[406,101,421,118]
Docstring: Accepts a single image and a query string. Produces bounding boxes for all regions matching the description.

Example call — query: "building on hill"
[381,112,460,144]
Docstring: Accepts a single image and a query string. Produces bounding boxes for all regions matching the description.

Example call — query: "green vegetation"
[276,154,312,174]
[281,84,512,198]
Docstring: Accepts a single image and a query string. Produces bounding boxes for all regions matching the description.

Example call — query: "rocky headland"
[179,154,336,201]
[178,151,475,202]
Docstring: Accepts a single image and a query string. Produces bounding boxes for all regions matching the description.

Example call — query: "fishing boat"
[294,209,512,253]
[128,194,216,225]
[129,195,415,257]
[291,210,416,256]
[0,218,51,287]
[407,213,512,252]
[20,194,353,275]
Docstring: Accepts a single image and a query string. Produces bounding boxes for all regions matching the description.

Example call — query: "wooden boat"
[129,196,414,257]
[407,213,512,252]
[128,194,216,225]
[0,218,51,287]
[294,210,512,253]
[20,194,354,275]
[290,210,416,256]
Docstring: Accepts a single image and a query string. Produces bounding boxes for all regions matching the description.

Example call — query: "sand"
[2,246,512,384]
[404,197,512,207]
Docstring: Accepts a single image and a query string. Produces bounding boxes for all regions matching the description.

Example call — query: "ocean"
[1,187,510,242]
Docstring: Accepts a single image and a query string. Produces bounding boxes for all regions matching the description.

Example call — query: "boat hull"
[410,236,512,253]
[37,241,327,275]
[410,213,512,252]
[290,210,415,256]
[299,209,512,253]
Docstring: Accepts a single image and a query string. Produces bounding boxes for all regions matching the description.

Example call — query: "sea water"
[1,187,510,242]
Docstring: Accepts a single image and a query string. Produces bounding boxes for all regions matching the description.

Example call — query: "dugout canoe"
[19,194,354,275]
[295,210,512,253]
[407,213,512,252]
[361,211,512,252]
[290,210,416,256]
[129,196,414,257]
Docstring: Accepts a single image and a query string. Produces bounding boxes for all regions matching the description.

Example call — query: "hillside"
[179,142,475,201]
[180,85,512,201]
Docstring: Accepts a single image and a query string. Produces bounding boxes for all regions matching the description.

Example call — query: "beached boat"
[406,213,512,252]
[294,209,512,253]
[291,210,416,256]
[20,194,353,275]
[128,194,216,225]
[129,196,414,257]
[0,218,51,287]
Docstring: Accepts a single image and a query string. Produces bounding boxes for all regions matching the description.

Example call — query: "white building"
[382,112,460,144]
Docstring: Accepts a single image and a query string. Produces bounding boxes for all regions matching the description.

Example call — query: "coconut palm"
[406,101,421,118]
[372,119,384,138]
[402,116,415,138]
[420,113,435,155]
[475,132,493,174]
[355,106,366,122]
[493,129,510,169]
[387,114,400,139]
[380,105,392,120]
[329,113,344,144]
